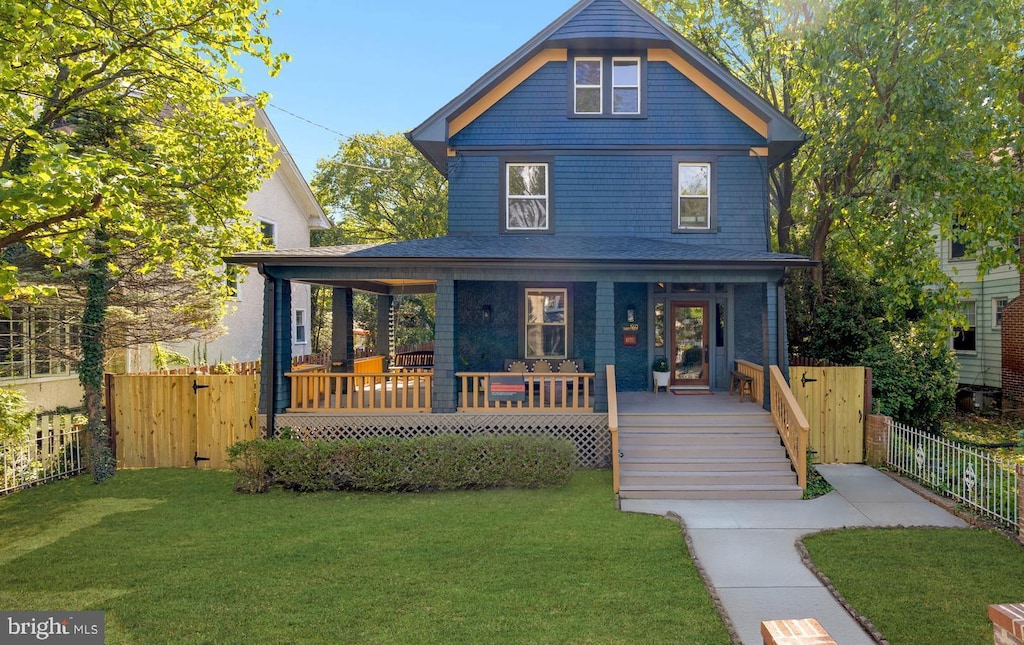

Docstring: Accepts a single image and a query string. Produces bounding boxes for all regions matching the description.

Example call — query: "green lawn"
[803,527,1024,645]
[0,469,729,644]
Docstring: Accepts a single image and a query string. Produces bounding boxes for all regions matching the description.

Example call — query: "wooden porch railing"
[287,371,432,413]
[735,359,765,404]
[607,365,620,494]
[456,372,595,412]
[354,355,385,373]
[768,365,810,489]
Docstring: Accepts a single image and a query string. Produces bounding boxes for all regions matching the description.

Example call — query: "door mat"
[670,388,713,395]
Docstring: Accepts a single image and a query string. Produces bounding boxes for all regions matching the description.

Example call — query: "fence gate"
[790,366,866,463]
[109,374,259,469]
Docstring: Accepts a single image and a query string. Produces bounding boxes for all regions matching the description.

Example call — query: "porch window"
[953,301,976,352]
[525,288,567,359]
[574,57,602,114]
[675,162,713,231]
[993,297,1008,329]
[505,163,550,231]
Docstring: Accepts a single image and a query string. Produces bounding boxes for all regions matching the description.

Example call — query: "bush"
[227,434,576,494]
[861,326,957,429]
[0,387,34,444]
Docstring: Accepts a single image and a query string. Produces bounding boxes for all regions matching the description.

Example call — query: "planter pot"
[653,370,671,391]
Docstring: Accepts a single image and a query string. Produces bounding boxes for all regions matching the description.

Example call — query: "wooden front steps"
[617,410,803,501]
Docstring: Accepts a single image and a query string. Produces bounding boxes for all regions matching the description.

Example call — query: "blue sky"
[242,0,572,180]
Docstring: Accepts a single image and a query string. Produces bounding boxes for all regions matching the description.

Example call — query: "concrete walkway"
[620,464,968,644]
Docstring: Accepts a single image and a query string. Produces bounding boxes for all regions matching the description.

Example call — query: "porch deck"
[617,390,764,415]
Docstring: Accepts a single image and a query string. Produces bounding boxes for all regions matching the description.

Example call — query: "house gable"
[410,0,801,171]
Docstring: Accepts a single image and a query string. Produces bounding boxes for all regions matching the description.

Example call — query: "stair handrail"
[606,364,620,494]
[768,365,810,489]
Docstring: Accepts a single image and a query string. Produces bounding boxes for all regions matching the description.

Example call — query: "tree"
[0,0,289,480]
[310,133,448,352]
[312,133,448,243]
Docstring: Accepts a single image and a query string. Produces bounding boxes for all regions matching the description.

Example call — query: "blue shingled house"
[228,0,814,497]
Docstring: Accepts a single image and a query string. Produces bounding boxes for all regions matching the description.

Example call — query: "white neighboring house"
[938,226,1021,394]
[159,107,330,369]
[1,107,329,410]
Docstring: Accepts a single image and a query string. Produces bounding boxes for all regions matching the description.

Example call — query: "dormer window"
[570,55,645,117]
[574,58,602,114]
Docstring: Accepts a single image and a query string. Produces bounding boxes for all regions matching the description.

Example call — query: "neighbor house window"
[950,218,968,260]
[260,220,277,248]
[675,162,712,231]
[574,57,602,114]
[953,301,976,352]
[294,309,307,345]
[0,306,77,379]
[612,57,640,114]
[525,288,567,359]
[505,163,550,231]
[993,297,1008,329]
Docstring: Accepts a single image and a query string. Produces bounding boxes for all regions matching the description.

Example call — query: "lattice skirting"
[261,413,611,469]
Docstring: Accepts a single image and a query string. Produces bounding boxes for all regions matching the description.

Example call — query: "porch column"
[331,288,354,370]
[376,295,392,358]
[259,274,292,423]
[594,280,615,413]
[432,278,456,413]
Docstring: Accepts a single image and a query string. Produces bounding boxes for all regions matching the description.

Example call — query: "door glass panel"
[673,305,705,382]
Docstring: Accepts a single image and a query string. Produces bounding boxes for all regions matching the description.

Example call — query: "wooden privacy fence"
[790,365,869,463]
[107,373,260,469]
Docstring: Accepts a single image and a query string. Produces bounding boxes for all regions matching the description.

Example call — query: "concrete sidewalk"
[620,464,968,644]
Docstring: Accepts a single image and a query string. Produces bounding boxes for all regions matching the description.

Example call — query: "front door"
[670,302,709,387]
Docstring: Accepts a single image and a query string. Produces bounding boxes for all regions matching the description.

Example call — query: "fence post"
[1018,464,1023,544]
[865,414,891,466]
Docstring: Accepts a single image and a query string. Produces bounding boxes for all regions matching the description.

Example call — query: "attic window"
[570,55,645,117]
[574,58,602,114]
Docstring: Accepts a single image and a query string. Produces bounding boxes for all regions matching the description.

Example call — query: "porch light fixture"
[481,305,492,323]
[626,308,635,323]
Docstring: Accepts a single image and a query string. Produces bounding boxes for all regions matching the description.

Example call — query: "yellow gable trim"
[648,49,768,138]
[749,147,769,157]
[448,49,568,139]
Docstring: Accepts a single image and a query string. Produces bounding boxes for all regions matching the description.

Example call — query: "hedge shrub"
[227,435,576,494]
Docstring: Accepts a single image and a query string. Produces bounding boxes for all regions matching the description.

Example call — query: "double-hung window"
[525,288,567,359]
[571,55,643,116]
[675,162,713,231]
[294,309,307,345]
[993,297,1008,329]
[505,163,550,231]
[574,58,602,114]
[0,306,77,379]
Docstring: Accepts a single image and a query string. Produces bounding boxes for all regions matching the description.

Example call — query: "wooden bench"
[730,370,754,402]
[392,351,433,372]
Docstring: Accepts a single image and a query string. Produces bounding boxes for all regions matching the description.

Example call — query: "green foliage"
[152,344,191,371]
[312,132,448,244]
[0,0,288,298]
[227,435,576,494]
[801,448,834,500]
[0,388,34,443]
[860,327,957,429]
[652,357,670,372]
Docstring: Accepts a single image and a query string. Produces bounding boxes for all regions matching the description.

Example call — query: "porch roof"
[226,235,814,271]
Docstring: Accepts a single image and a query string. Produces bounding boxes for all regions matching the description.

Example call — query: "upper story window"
[674,161,714,231]
[612,58,640,114]
[950,218,969,260]
[504,162,551,232]
[574,58,602,114]
[570,55,645,117]
[260,220,277,248]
